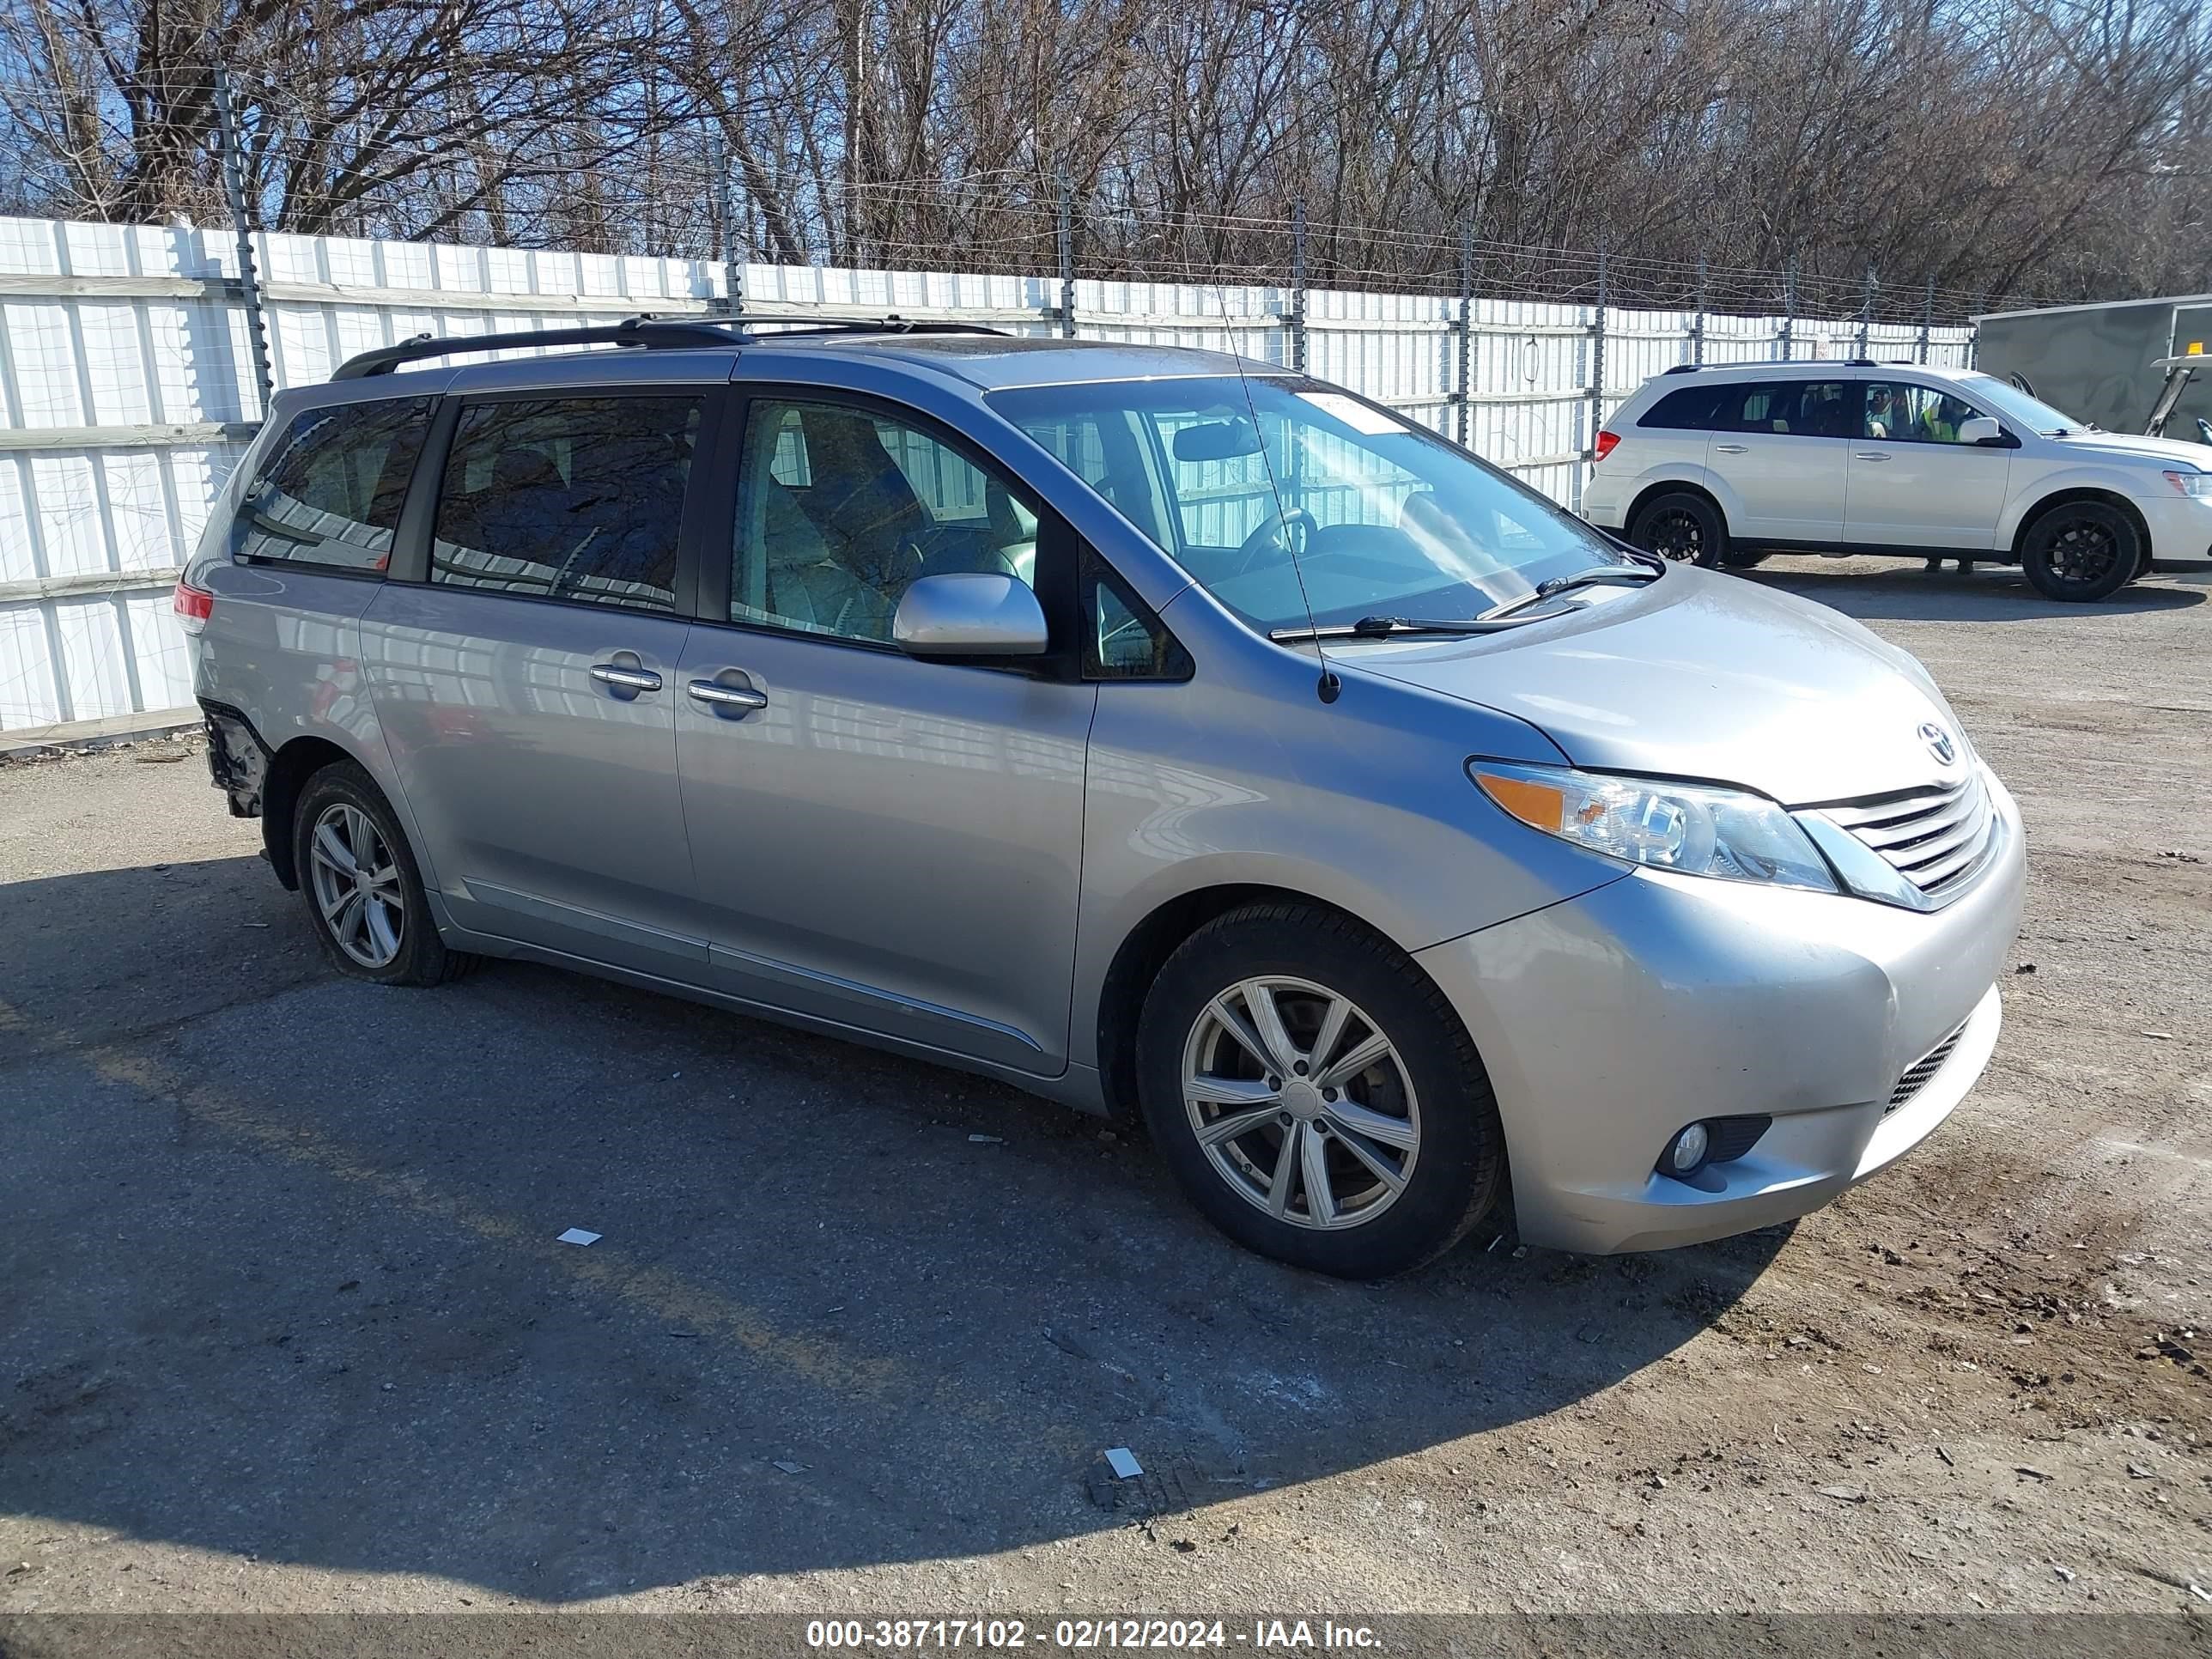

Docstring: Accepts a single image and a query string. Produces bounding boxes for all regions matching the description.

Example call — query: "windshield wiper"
[1480,562,1659,621]
[1267,613,1549,645]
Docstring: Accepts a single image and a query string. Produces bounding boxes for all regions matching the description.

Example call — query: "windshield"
[989,375,1633,633]
[1961,374,2088,435]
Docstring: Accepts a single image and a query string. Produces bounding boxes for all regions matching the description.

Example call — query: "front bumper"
[2130,491,2212,566]
[1415,777,2026,1253]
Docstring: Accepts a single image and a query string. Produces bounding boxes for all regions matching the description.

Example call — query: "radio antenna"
[1212,281,1340,704]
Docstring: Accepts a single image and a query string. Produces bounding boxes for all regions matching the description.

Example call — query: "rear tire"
[2020,501,2140,603]
[1627,490,1727,568]
[1135,903,1504,1279]
[292,760,475,987]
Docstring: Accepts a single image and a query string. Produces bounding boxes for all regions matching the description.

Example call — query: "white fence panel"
[0,213,1976,738]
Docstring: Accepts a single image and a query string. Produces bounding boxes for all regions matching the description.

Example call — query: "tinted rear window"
[1638,385,1723,429]
[1711,380,1855,438]
[429,396,702,613]
[236,398,430,572]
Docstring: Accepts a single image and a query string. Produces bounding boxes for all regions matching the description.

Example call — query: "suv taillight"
[173,575,214,634]
[1593,429,1621,463]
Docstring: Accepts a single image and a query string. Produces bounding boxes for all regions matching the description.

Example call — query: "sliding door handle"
[1711,443,1748,454]
[688,679,769,713]
[589,663,662,693]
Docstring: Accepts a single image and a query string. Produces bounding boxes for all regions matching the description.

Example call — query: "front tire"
[293,760,472,987]
[1627,490,1727,568]
[1135,904,1504,1279]
[2020,501,2140,602]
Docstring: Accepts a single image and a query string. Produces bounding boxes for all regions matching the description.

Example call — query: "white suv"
[1584,360,2212,601]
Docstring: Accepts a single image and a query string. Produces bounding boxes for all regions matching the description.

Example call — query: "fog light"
[1662,1121,1711,1176]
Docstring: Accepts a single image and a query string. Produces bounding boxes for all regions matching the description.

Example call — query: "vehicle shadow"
[1741,556,2212,623]
[0,854,1788,1600]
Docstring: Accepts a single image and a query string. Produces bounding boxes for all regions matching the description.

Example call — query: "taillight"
[1593,430,1621,463]
[173,575,213,634]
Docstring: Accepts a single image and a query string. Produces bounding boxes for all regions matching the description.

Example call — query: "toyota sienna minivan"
[180,316,2025,1279]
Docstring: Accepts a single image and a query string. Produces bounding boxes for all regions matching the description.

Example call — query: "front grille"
[1887,1018,1970,1114]
[1818,769,1996,902]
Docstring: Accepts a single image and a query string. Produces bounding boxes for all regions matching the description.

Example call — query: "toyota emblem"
[1918,721,1957,766]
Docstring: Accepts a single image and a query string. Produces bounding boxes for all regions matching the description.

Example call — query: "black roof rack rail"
[331,313,1012,380]
[1661,356,1911,375]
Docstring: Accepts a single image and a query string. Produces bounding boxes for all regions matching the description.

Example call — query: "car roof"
[739,333,1281,391]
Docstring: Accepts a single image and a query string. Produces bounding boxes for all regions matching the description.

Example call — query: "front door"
[1706,376,1854,543]
[675,392,1095,1073]
[362,390,709,971]
[1844,380,2013,550]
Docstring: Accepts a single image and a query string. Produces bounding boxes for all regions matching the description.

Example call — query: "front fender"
[1996,465,2158,550]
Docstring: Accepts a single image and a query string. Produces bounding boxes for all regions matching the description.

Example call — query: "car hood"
[1350,568,1966,805]
[2049,430,2212,468]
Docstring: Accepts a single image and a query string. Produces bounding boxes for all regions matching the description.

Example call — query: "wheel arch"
[1092,883,1449,1121]
[2008,487,2150,562]
[261,734,360,890]
[1626,477,1729,538]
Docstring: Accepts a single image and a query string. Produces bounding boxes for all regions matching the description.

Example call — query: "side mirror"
[1959,416,2010,447]
[893,573,1048,659]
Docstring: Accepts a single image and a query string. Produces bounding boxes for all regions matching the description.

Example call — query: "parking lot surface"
[2,557,2209,1622]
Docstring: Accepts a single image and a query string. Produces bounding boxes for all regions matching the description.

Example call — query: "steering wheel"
[1233,508,1319,576]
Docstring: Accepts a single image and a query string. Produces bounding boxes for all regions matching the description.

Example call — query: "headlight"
[2163,469,2212,496]
[1469,758,1838,892]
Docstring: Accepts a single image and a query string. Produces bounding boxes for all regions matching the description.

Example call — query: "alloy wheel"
[1644,508,1705,562]
[306,802,405,969]
[2047,518,2119,588]
[1181,975,1421,1231]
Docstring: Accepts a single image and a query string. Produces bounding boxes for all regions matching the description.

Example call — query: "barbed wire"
[0,58,2030,324]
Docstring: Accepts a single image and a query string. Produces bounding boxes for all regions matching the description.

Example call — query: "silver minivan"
[180,318,2026,1279]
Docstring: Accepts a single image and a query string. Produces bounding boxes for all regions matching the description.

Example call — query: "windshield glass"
[989,375,1633,633]
[1961,374,2087,435]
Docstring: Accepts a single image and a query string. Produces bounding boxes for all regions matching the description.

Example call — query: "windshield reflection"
[992,376,1631,634]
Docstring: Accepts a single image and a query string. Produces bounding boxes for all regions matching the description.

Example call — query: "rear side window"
[430,396,702,612]
[236,398,429,572]
[1638,385,1723,430]
[1711,380,1855,438]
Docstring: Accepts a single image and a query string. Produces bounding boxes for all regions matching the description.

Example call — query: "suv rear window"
[235,398,430,572]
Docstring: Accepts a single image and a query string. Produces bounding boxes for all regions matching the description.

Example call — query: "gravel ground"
[1,556,2208,1637]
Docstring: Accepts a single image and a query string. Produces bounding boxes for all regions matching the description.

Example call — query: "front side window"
[992,376,1631,635]
[236,398,429,571]
[1085,547,1190,680]
[430,396,701,612]
[1863,382,1984,443]
[730,398,1048,645]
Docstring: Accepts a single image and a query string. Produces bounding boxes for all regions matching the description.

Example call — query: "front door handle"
[1712,443,1748,453]
[589,663,663,693]
[688,678,769,713]
[1854,451,1892,462]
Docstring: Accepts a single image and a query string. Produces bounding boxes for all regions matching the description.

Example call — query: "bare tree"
[0,0,2204,311]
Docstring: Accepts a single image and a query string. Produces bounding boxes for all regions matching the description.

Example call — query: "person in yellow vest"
[1920,394,1975,573]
